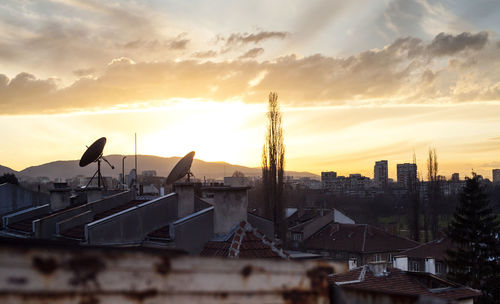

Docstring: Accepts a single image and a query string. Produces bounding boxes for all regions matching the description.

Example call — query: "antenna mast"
[135,133,137,187]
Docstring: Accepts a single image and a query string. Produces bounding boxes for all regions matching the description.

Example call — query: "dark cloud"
[1,31,498,115]
[238,48,264,59]
[427,32,488,56]
[226,31,288,45]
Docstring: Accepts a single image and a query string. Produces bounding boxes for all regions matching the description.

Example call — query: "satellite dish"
[166,151,195,184]
[79,137,114,189]
[79,137,106,167]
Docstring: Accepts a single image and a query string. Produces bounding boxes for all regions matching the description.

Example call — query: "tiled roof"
[201,221,289,259]
[287,209,326,227]
[304,223,419,253]
[331,266,481,301]
[398,238,454,260]
[59,200,146,240]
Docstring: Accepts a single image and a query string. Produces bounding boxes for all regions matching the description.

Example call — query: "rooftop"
[397,237,454,260]
[304,223,419,253]
[59,199,147,240]
[331,266,481,301]
[201,221,289,259]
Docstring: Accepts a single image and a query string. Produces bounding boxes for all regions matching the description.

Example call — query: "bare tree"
[427,148,440,241]
[262,92,286,241]
[232,170,245,177]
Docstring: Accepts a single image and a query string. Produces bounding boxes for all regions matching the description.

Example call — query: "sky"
[1,0,500,179]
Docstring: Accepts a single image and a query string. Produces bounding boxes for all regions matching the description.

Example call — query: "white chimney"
[49,183,72,211]
[211,187,249,235]
[174,182,195,218]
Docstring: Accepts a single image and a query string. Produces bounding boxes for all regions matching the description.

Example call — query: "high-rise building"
[374,160,388,187]
[451,173,459,182]
[321,171,337,189]
[493,169,500,184]
[397,163,417,189]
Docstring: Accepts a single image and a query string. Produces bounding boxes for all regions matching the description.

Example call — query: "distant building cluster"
[320,160,485,198]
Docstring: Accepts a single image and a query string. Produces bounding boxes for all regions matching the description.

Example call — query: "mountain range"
[0,155,319,181]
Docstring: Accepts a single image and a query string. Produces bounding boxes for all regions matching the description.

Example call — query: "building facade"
[397,163,417,189]
[493,169,500,184]
[374,160,388,188]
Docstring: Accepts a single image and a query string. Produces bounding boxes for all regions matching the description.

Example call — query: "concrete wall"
[56,210,93,235]
[33,204,90,239]
[334,209,355,224]
[49,189,71,212]
[212,188,248,235]
[248,213,274,240]
[32,191,133,239]
[89,190,135,214]
[86,193,178,245]
[393,256,408,271]
[0,183,49,217]
[194,197,211,212]
[171,207,214,254]
[2,204,50,228]
[175,183,194,218]
[0,238,337,304]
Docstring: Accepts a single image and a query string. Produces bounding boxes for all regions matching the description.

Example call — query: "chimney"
[49,182,71,211]
[84,187,104,203]
[174,182,195,218]
[211,187,249,235]
[368,261,388,276]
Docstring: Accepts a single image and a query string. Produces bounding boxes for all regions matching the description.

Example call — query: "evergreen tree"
[446,174,500,303]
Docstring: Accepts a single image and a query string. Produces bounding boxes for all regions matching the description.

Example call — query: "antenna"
[166,151,195,185]
[79,137,114,189]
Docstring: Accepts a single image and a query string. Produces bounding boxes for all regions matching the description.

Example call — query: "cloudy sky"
[1,0,500,179]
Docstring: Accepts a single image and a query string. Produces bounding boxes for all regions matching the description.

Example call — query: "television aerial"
[166,151,195,184]
[79,137,115,189]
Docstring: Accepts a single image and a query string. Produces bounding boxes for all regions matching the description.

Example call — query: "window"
[372,253,382,262]
[436,262,444,274]
[409,260,419,272]
[292,233,302,241]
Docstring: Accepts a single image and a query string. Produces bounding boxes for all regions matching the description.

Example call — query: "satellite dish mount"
[166,151,195,185]
[79,137,115,189]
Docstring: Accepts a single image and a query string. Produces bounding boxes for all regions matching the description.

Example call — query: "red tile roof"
[398,238,454,261]
[201,221,289,259]
[304,223,419,253]
[331,266,481,301]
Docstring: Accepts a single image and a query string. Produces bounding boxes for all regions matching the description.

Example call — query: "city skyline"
[1,1,500,179]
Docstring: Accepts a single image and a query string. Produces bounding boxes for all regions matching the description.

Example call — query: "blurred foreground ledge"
[0,238,346,304]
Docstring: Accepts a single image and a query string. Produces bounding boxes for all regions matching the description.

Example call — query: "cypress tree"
[446,174,500,303]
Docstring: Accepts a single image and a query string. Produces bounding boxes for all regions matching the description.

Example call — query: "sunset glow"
[1,0,500,179]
